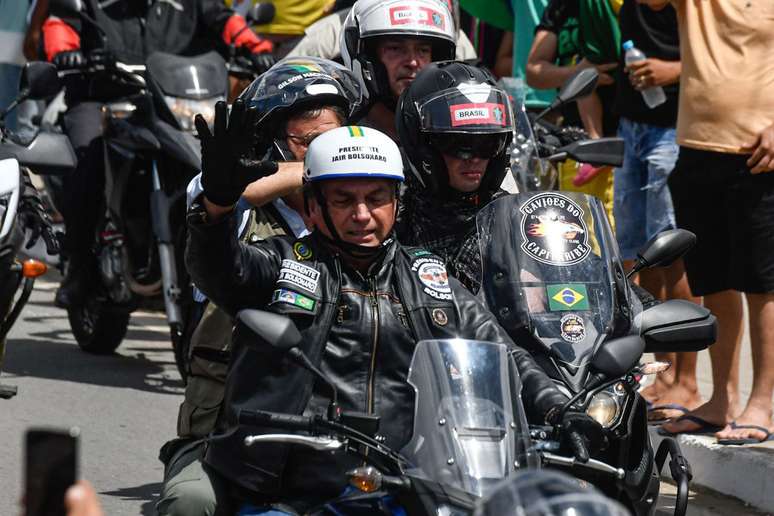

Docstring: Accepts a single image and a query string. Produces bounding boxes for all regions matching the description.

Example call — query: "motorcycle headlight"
[163,96,224,132]
[587,391,620,428]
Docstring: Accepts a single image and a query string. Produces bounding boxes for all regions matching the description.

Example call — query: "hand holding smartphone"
[24,427,79,516]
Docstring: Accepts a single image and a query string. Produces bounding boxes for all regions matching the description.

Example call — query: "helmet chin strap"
[312,185,393,261]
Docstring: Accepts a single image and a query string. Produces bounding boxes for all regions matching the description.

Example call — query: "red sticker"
[389,6,446,29]
[450,103,507,127]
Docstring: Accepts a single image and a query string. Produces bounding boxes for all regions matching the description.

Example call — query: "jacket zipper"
[366,276,380,414]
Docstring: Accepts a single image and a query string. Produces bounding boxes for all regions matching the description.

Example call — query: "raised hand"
[194,100,278,207]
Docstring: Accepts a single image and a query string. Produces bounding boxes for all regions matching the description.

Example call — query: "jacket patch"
[271,288,316,312]
[411,257,452,301]
[432,308,448,326]
[293,241,313,261]
[278,259,320,293]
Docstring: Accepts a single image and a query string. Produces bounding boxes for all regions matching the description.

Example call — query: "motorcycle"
[475,192,717,515]
[0,62,73,398]
[38,48,229,379]
[220,309,631,515]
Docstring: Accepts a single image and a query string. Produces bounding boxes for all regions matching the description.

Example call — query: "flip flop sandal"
[717,422,774,446]
[647,403,689,425]
[657,414,726,437]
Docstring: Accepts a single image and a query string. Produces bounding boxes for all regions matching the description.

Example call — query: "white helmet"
[341,0,456,103]
[304,126,405,183]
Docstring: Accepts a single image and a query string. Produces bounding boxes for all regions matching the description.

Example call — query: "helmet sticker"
[560,313,586,343]
[450,103,506,127]
[412,257,452,300]
[389,5,447,29]
[519,193,591,266]
[278,259,320,293]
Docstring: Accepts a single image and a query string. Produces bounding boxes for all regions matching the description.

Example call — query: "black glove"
[18,171,60,255]
[248,52,276,74]
[194,99,278,207]
[551,409,608,463]
[52,49,85,69]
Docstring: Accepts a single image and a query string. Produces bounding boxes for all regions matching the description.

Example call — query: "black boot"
[54,258,91,308]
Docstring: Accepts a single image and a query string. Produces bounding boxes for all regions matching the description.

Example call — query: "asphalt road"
[0,274,766,516]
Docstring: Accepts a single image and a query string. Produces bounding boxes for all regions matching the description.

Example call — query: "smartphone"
[24,427,79,516]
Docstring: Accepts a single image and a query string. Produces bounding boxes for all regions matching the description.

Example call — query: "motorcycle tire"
[67,300,130,354]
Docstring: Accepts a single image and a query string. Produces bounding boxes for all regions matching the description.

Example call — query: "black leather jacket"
[185,204,567,502]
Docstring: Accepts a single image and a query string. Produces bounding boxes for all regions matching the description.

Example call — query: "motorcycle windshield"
[509,95,554,191]
[476,193,619,366]
[146,51,228,100]
[400,339,534,498]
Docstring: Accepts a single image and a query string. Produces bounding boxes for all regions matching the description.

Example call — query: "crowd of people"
[1,0,773,513]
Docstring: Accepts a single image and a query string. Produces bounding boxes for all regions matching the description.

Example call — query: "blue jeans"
[613,117,679,260]
[0,63,22,132]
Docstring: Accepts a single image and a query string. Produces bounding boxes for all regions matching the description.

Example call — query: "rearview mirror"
[20,62,62,100]
[247,2,276,24]
[640,300,716,353]
[555,137,624,167]
[534,68,599,122]
[591,335,645,378]
[629,229,696,277]
[236,309,302,351]
[556,67,599,105]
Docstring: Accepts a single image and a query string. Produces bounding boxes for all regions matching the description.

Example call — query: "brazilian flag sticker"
[546,284,590,311]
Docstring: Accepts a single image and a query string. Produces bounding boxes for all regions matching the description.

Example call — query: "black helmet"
[396,61,514,200]
[341,0,457,106]
[239,57,363,159]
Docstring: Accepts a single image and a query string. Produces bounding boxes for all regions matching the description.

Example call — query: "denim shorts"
[613,118,679,260]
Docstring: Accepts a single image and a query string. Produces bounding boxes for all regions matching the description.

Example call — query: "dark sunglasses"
[428,133,509,160]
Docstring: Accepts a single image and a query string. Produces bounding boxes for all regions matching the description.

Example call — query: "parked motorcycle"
[0,62,71,399]
[475,193,716,515]
[40,49,229,379]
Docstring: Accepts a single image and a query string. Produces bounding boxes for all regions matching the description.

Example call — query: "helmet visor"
[428,132,510,159]
[416,84,513,134]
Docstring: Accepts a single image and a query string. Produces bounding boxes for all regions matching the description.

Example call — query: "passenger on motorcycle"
[157,57,361,516]
[183,105,605,512]
[396,61,514,293]
[42,0,275,308]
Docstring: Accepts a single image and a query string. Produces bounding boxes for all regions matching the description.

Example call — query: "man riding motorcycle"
[156,58,361,516]
[183,102,606,512]
[42,0,275,307]
[396,61,513,293]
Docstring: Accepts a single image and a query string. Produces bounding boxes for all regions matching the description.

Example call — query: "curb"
[649,427,774,512]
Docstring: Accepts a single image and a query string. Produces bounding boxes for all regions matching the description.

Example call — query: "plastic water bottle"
[623,40,666,109]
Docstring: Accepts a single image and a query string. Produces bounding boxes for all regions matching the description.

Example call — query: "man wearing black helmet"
[396,61,514,293]
[157,57,360,516]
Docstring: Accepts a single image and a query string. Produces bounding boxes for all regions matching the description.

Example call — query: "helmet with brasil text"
[239,56,363,159]
[397,61,514,200]
[341,0,456,105]
[304,125,404,256]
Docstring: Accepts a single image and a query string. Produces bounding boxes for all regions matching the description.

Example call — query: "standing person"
[0,0,33,133]
[654,0,774,444]
[42,0,275,308]
[613,0,701,423]
[395,61,514,293]
[157,57,361,516]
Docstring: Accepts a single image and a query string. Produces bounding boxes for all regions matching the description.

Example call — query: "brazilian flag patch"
[546,284,590,311]
[347,126,365,137]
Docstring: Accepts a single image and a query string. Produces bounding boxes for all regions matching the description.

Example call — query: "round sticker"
[560,314,586,344]
[432,308,448,326]
[417,261,451,294]
[293,241,313,261]
[519,193,590,266]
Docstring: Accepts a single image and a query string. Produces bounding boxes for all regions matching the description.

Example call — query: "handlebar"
[238,409,316,432]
